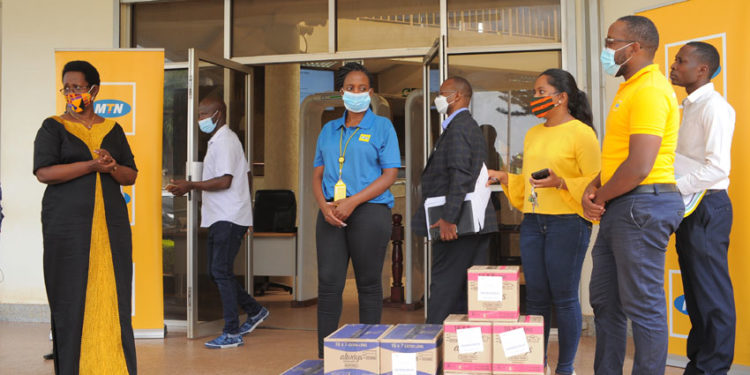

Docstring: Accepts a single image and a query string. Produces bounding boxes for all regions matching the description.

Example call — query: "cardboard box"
[282,359,324,375]
[380,324,443,375]
[467,266,520,321]
[324,324,393,375]
[492,316,544,375]
[443,314,493,374]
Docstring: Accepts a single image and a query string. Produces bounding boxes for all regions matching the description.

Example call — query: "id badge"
[334,179,347,201]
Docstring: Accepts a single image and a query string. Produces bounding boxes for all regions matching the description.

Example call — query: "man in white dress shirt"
[168,96,268,349]
[670,41,735,374]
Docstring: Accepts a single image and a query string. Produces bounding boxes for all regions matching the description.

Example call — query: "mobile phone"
[531,168,550,180]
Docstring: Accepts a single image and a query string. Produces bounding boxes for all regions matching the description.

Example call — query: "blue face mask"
[198,110,218,133]
[342,91,371,113]
[600,43,633,76]
[711,65,722,79]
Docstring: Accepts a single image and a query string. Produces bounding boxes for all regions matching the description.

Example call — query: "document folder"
[426,198,478,241]
[423,164,491,241]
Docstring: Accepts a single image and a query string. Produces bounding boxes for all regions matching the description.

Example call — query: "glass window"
[448,50,561,265]
[337,0,439,51]
[232,0,329,56]
[447,0,561,47]
[449,50,562,177]
[132,0,224,62]
[162,69,188,321]
[162,70,189,183]
[251,67,265,176]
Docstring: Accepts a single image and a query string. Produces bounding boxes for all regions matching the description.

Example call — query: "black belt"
[627,183,678,195]
[704,189,725,196]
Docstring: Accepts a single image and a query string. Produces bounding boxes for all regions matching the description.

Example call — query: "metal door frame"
[420,37,444,319]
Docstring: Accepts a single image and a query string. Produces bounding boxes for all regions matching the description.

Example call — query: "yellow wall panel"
[639,0,750,365]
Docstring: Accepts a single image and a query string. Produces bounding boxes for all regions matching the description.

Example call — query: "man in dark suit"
[412,76,498,324]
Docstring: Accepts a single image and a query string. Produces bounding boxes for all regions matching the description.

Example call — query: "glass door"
[186,48,253,339]
[417,38,444,318]
[446,50,562,265]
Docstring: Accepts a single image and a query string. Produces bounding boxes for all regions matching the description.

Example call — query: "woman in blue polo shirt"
[312,62,400,358]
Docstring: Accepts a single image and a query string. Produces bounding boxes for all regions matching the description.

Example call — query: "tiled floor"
[0,283,685,375]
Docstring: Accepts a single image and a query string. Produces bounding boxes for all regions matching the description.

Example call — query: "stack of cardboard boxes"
[322,323,443,374]
[282,359,324,375]
[311,266,543,375]
[443,315,493,373]
[443,265,544,375]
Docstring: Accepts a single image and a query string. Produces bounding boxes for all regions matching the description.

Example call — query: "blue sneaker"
[204,332,244,349]
[239,307,269,336]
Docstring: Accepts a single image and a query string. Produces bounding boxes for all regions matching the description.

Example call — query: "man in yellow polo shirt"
[582,15,684,374]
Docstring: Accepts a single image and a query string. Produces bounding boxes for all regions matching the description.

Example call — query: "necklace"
[67,110,97,129]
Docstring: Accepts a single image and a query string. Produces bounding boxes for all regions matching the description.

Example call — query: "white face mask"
[434,92,456,115]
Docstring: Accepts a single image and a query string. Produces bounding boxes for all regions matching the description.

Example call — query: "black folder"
[427,199,478,241]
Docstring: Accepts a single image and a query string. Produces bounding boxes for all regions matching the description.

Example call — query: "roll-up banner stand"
[55,49,165,338]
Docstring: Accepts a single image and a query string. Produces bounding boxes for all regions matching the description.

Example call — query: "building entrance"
[150,0,569,337]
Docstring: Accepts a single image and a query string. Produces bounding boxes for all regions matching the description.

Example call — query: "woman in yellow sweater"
[489,69,600,375]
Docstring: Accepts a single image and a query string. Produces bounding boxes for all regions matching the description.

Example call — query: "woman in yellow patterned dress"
[34,60,138,375]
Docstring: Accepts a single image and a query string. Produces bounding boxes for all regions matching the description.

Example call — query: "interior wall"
[262,64,300,194]
[377,63,422,95]
[260,64,300,288]
[0,0,116,309]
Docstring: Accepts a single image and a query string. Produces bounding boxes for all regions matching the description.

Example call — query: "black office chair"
[253,189,296,295]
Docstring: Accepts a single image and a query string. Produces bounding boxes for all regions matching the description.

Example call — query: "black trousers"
[315,203,392,357]
[426,233,490,324]
[675,191,735,375]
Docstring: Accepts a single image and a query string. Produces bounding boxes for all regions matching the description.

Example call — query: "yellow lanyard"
[338,126,360,179]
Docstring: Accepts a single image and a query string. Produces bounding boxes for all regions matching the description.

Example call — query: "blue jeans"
[207,221,263,334]
[590,191,683,375]
[676,191,735,375]
[521,214,591,375]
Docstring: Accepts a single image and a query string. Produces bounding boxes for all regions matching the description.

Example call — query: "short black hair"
[686,41,720,78]
[335,62,373,90]
[447,76,473,99]
[618,15,659,54]
[62,60,100,87]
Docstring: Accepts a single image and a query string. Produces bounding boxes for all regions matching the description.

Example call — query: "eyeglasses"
[604,37,635,47]
[59,85,91,95]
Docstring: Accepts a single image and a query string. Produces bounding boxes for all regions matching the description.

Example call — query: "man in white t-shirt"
[670,41,736,374]
[168,96,268,349]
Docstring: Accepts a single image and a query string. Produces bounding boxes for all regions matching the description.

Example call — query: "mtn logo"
[94,99,131,118]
